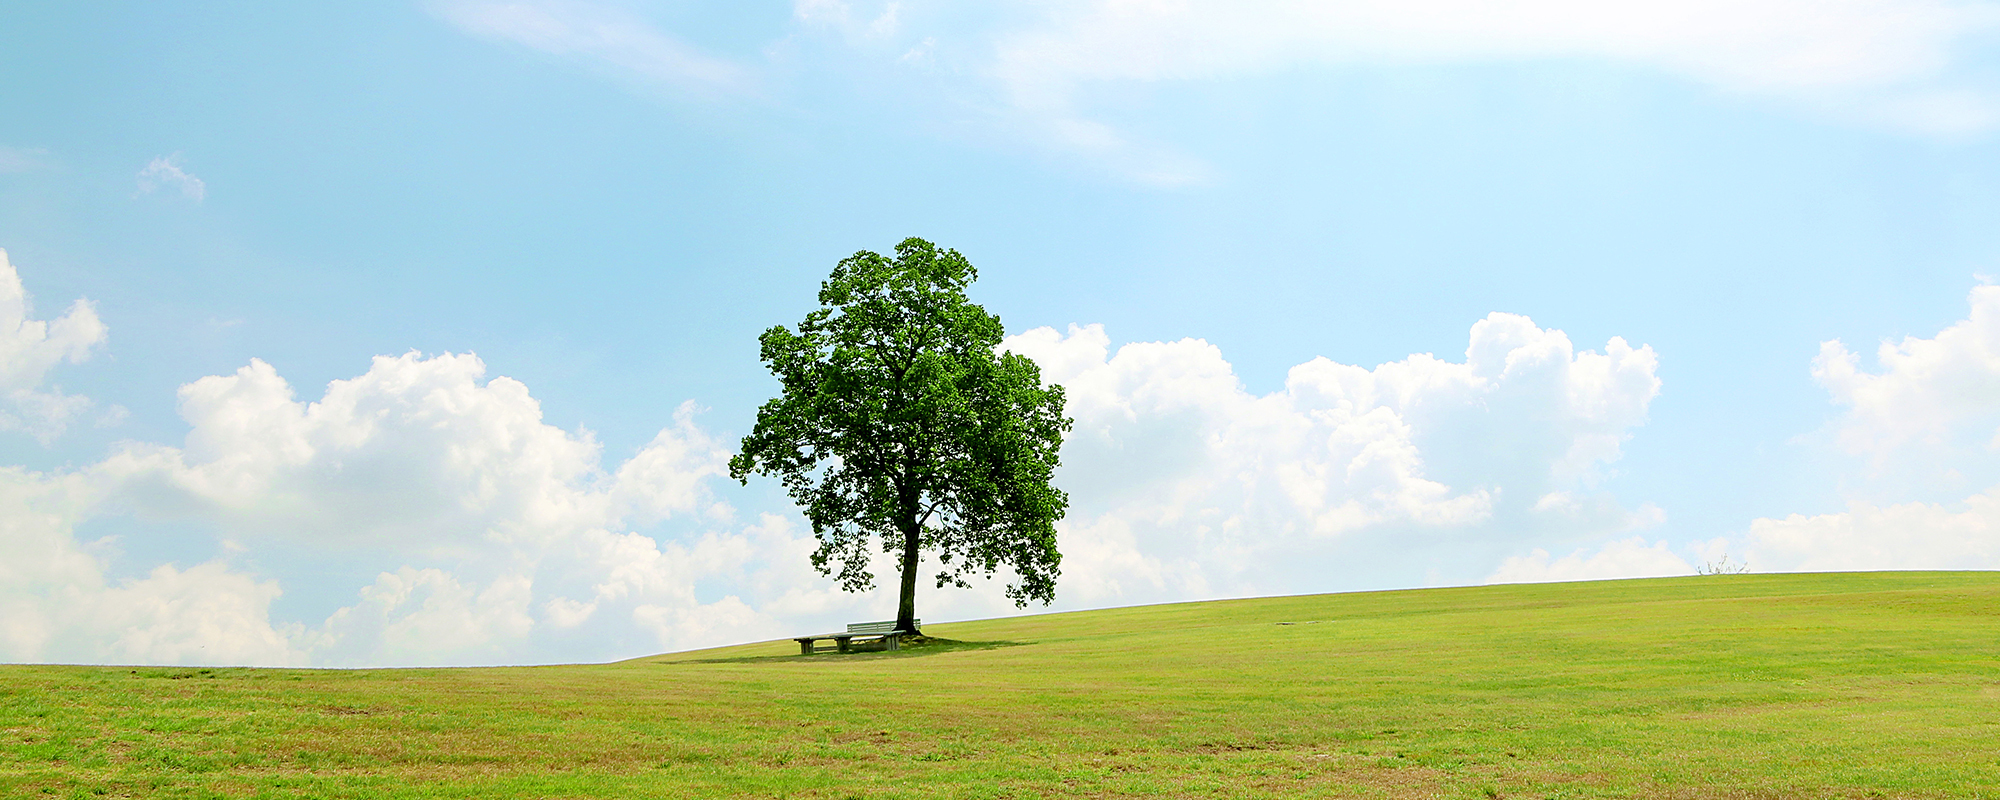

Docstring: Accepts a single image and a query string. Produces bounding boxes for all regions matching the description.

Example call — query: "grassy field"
[3,572,1998,799]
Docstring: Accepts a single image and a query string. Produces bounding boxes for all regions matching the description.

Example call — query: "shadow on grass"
[665,637,1025,665]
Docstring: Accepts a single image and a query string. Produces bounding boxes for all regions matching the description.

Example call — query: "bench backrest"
[846,619,919,634]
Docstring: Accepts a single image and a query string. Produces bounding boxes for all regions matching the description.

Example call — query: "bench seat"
[794,619,920,655]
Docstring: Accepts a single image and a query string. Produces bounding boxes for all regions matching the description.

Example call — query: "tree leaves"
[730,238,1071,612]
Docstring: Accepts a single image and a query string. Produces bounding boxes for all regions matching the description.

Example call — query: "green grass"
[4,572,1999,799]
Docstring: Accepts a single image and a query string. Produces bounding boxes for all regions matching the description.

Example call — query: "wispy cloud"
[0,145,51,173]
[135,154,205,201]
[434,0,2000,184]
[988,0,2000,135]
[793,0,904,41]
[430,0,754,98]
[786,0,2000,182]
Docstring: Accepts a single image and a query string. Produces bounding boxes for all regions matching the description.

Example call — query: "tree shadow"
[663,637,1025,665]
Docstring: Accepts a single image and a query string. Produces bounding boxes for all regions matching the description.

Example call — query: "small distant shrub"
[1698,553,1750,575]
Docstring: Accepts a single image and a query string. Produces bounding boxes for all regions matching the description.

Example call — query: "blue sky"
[4,0,2000,666]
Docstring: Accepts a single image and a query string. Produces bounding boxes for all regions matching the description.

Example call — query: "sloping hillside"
[4,572,1997,798]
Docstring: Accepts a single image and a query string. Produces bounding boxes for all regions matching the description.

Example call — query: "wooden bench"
[794,620,919,655]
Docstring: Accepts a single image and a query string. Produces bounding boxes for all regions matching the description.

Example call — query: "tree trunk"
[895,517,922,635]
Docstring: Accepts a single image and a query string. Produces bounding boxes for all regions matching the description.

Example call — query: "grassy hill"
[4,572,1998,799]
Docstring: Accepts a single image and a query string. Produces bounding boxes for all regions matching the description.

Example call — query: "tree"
[729,238,1071,636]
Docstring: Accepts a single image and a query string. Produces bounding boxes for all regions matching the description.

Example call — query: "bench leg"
[799,639,814,656]
[885,634,899,651]
[837,637,852,654]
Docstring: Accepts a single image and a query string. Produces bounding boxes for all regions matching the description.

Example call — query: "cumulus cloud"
[0,249,107,442]
[315,568,535,666]
[101,352,657,549]
[93,563,300,665]
[1746,490,2000,571]
[1005,313,1663,603]
[0,253,279,665]
[1741,285,2000,571]
[135,155,205,201]
[3,307,1674,665]
[633,595,769,652]
[106,352,772,664]
[0,349,807,667]
[1485,535,1692,584]
[431,0,753,97]
[0,467,305,666]
[1813,284,2000,463]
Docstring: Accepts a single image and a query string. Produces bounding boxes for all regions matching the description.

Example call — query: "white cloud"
[1485,535,1693,584]
[0,348,801,667]
[135,155,205,201]
[794,0,904,40]
[0,145,50,173]
[432,0,753,97]
[0,249,107,443]
[723,512,890,623]
[437,1,2000,182]
[1746,490,2000,571]
[1813,284,2000,462]
[786,0,2000,180]
[1738,284,2000,572]
[315,568,535,666]
[1005,313,1662,604]
[529,525,766,637]
[989,0,2000,138]
[1,308,1671,666]
[93,563,300,666]
[612,402,736,524]
[0,253,289,665]
[0,467,305,666]
[996,0,2000,92]
[105,351,761,662]
[633,595,773,653]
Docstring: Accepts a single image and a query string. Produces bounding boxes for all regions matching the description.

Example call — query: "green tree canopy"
[729,238,1071,635]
